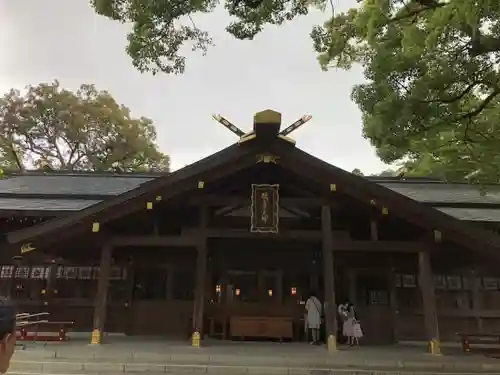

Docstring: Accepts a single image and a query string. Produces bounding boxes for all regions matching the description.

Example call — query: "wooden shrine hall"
[2,109,500,354]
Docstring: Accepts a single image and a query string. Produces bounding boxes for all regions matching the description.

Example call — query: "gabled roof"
[5,136,500,260]
[5,141,263,247]
[270,142,500,258]
[2,171,500,221]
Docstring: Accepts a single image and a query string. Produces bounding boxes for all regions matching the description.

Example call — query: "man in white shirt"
[305,292,322,345]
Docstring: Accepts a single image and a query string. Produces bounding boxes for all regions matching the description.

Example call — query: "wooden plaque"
[251,184,279,233]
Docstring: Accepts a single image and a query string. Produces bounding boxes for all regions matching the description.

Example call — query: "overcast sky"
[0,0,390,174]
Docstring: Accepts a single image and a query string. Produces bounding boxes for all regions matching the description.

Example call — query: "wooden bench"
[230,316,293,342]
[18,321,74,342]
[456,332,500,352]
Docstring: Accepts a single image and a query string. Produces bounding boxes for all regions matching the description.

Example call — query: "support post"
[321,206,338,352]
[91,244,113,345]
[470,269,483,331]
[387,260,399,343]
[347,270,357,305]
[370,220,378,241]
[192,206,208,347]
[43,260,59,303]
[418,250,440,355]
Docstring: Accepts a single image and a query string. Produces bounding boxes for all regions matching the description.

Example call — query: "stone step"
[9,358,500,375]
[7,371,500,375]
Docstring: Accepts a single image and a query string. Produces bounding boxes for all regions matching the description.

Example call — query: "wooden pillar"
[276,270,283,304]
[387,262,399,343]
[43,260,59,304]
[123,263,135,336]
[90,244,113,345]
[418,250,441,355]
[166,265,174,301]
[347,270,357,305]
[257,270,265,298]
[321,206,338,352]
[192,206,208,347]
[469,269,483,331]
[370,220,378,241]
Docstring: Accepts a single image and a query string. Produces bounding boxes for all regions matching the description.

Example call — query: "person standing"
[305,292,322,345]
[337,303,348,343]
[343,303,356,346]
[352,317,363,346]
[0,298,16,373]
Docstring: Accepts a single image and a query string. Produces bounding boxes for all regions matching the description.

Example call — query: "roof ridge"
[3,170,166,178]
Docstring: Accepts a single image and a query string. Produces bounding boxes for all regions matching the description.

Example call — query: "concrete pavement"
[9,338,500,374]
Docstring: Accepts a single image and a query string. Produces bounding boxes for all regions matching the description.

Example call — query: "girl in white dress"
[344,304,356,346]
[352,319,363,346]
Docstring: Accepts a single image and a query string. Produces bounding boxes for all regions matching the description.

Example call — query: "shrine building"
[2,109,500,354]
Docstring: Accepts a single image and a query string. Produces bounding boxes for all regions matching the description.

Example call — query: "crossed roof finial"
[212,110,312,143]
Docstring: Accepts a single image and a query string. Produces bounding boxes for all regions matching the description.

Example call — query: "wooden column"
[321,206,338,352]
[418,249,441,355]
[276,270,283,304]
[43,260,59,304]
[192,206,208,347]
[347,270,357,304]
[470,269,483,331]
[387,262,399,343]
[90,244,113,345]
[370,220,378,241]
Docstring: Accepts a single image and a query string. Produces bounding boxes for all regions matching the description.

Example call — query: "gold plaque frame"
[250,184,279,233]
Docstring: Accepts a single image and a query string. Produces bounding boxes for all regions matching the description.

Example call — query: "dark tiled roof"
[378,181,500,205]
[2,172,500,222]
[0,173,154,196]
[0,198,100,211]
[437,207,500,222]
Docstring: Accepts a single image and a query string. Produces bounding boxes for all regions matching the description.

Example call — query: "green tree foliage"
[372,169,397,177]
[351,168,364,176]
[311,0,500,183]
[0,81,169,172]
[90,0,321,74]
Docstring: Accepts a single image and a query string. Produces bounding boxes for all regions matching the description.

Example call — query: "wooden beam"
[90,244,112,345]
[182,228,322,241]
[109,236,198,247]
[370,220,378,241]
[107,232,426,251]
[321,205,338,351]
[335,240,424,253]
[192,206,208,347]
[188,195,329,207]
[418,248,441,355]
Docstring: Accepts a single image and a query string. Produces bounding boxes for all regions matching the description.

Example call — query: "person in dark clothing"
[0,298,16,374]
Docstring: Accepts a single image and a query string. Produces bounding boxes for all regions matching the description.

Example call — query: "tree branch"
[458,89,500,120]
[420,80,482,104]
[389,0,446,23]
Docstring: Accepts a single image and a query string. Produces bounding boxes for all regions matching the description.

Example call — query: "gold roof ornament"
[212,111,311,145]
[253,109,282,126]
[256,154,280,164]
[21,243,35,254]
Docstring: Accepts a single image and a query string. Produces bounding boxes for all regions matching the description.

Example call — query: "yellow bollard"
[192,331,201,348]
[90,329,101,345]
[327,334,338,352]
[429,338,441,355]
